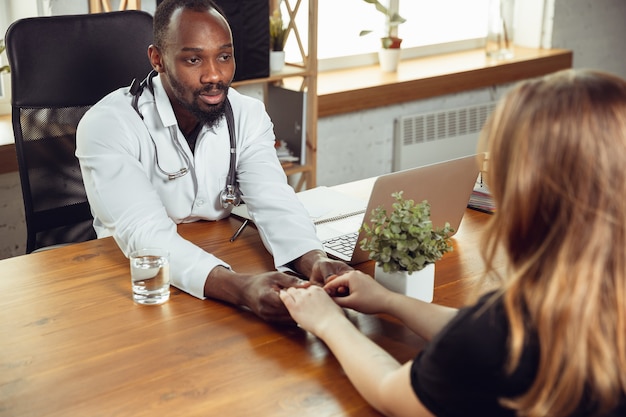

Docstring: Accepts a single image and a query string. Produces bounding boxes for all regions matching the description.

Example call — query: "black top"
[411,292,626,416]
[184,123,203,154]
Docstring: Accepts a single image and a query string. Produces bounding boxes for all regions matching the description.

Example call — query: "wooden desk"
[0,209,498,417]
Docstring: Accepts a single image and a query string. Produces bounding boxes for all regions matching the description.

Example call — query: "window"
[397,0,489,49]
[0,2,9,103]
[0,0,43,115]
[285,0,490,71]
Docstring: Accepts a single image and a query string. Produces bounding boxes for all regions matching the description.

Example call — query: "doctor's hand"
[291,249,353,286]
[204,266,311,323]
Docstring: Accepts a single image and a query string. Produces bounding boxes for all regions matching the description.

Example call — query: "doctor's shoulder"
[77,87,146,145]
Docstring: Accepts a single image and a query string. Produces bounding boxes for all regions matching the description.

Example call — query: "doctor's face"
[154,7,236,128]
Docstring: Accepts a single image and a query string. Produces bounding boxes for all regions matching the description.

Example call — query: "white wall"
[317,85,508,186]
[551,0,626,79]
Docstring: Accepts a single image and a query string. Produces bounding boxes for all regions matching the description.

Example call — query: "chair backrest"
[5,11,154,253]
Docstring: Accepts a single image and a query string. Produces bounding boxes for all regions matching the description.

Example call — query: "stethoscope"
[129,70,241,208]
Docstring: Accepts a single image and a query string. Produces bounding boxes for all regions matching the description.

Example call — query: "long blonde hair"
[480,69,626,416]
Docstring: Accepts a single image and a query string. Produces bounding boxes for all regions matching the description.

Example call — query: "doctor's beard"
[171,77,230,129]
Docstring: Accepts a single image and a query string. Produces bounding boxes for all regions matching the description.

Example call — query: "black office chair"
[5,11,154,253]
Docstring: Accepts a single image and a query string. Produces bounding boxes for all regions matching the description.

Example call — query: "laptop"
[315,154,483,264]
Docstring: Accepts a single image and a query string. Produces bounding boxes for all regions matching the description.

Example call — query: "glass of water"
[129,248,170,305]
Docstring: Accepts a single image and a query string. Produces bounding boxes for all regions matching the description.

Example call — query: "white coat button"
[196,199,205,206]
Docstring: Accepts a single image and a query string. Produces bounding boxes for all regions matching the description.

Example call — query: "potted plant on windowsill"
[359,0,407,72]
[359,192,454,302]
[269,9,287,73]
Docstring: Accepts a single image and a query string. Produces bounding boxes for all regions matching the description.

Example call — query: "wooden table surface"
[0,209,500,417]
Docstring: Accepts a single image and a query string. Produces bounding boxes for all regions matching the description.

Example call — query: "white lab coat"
[76,75,323,299]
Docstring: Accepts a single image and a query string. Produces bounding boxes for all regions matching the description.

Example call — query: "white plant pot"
[378,48,401,72]
[269,50,286,73]
[375,263,435,303]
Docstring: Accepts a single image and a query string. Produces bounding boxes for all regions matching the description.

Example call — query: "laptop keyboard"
[322,232,358,259]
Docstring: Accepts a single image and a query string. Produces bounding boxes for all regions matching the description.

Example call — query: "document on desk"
[230,186,368,239]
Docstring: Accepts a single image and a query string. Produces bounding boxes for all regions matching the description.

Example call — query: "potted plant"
[269,9,287,73]
[359,0,407,72]
[359,191,454,302]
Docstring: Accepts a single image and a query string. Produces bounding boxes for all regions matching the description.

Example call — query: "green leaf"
[360,191,454,274]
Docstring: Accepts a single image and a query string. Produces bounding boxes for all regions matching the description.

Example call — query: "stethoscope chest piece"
[221,184,241,208]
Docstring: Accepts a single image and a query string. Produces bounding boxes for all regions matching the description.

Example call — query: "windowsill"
[317,46,573,117]
[0,46,573,175]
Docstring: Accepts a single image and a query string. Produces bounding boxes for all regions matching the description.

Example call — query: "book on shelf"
[275,140,299,165]
[468,173,495,214]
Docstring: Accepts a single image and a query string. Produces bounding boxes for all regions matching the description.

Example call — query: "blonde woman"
[279,69,626,417]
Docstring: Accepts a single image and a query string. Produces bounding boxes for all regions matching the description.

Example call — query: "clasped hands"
[205,249,391,324]
[205,250,354,322]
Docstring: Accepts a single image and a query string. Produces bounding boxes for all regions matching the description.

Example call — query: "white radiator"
[393,102,496,171]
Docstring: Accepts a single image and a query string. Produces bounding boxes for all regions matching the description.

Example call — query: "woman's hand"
[324,270,394,315]
[279,285,346,336]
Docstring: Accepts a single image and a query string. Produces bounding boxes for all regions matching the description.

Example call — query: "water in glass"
[131,253,170,305]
